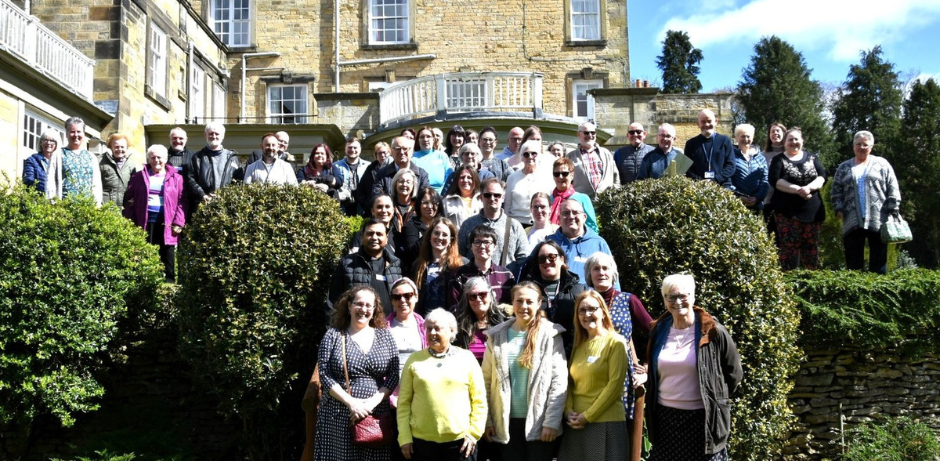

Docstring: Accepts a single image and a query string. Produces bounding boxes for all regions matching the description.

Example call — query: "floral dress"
[61,148,96,198]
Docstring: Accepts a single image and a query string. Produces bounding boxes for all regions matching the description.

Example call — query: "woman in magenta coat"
[123,144,186,282]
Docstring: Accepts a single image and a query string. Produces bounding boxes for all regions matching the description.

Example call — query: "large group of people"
[22,113,901,459]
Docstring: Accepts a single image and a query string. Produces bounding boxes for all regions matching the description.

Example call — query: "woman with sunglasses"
[387,278,428,380]
[454,277,508,363]
[518,240,586,358]
[504,140,554,224]
[550,157,598,232]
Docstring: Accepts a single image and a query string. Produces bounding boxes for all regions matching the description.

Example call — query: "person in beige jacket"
[481,282,568,460]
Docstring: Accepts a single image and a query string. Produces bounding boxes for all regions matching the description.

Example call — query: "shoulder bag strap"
[341,332,351,392]
[500,216,512,267]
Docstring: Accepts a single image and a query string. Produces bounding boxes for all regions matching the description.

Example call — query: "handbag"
[342,333,395,447]
[881,211,912,244]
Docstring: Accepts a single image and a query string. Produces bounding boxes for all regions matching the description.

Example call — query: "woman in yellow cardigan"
[558,290,630,460]
[397,308,488,461]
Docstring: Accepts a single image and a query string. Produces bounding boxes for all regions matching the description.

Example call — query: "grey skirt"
[557,421,629,461]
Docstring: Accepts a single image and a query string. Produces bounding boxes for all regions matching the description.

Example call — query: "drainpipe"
[240,51,281,122]
[186,41,193,123]
[334,0,340,92]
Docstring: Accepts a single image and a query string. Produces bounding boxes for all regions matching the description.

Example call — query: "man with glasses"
[684,109,735,188]
[478,126,512,181]
[370,136,430,205]
[614,122,656,183]
[497,126,525,162]
[457,178,529,270]
[328,218,403,314]
[446,226,516,308]
[638,123,683,180]
[545,199,616,287]
[566,121,620,199]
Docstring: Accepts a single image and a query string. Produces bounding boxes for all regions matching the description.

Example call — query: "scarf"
[550,187,576,225]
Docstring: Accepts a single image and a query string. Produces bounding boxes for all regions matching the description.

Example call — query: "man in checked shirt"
[566,121,620,199]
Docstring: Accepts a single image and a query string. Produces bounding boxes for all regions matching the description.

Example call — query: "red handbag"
[342,333,395,447]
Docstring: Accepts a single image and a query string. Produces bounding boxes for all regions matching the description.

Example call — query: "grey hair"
[658,123,677,137]
[734,124,755,139]
[458,143,481,157]
[146,144,169,161]
[204,121,226,136]
[519,140,542,157]
[40,128,62,144]
[661,274,696,297]
[64,116,84,131]
[425,308,458,332]
[584,252,619,289]
[391,168,419,200]
[854,130,875,145]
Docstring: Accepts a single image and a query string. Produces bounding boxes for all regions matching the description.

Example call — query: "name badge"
[704,171,716,179]
[375,274,387,281]
[587,356,598,364]
[574,256,587,263]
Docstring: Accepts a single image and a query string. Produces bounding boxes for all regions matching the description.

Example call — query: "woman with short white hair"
[646,274,742,461]
[731,123,769,214]
[397,308,488,461]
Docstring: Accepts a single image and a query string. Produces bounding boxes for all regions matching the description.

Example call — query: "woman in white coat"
[481,282,568,460]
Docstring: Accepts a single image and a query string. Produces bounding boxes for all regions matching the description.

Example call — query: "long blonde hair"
[572,290,614,348]
[511,282,547,368]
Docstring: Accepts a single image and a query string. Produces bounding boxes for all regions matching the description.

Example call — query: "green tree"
[736,36,834,166]
[831,46,903,161]
[656,30,703,94]
[894,78,940,267]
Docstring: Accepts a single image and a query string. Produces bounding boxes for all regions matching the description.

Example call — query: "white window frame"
[191,66,206,122]
[213,82,226,121]
[369,0,410,45]
[22,110,62,152]
[268,84,308,124]
[210,0,251,47]
[570,0,601,41]
[572,80,603,121]
[446,78,486,109]
[148,23,168,99]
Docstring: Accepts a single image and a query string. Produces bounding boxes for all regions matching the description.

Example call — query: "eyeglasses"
[560,211,583,218]
[580,131,597,136]
[391,292,416,302]
[468,292,488,301]
[522,151,538,158]
[538,253,559,264]
[666,293,690,303]
[392,146,410,152]
[41,139,57,144]
[482,192,503,200]
[352,301,375,310]
[375,150,390,156]
[628,130,644,135]
[552,171,570,178]
[473,240,495,247]
[481,138,497,143]
[578,306,600,315]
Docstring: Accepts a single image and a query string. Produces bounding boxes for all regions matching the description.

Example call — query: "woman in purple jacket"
[123,144,186,282]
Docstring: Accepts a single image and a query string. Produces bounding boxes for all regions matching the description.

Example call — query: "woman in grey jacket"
[481,282,568,461]
[831,130,901,274]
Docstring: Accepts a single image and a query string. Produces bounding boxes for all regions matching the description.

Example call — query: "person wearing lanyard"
[543,199,618,290]
[684,109,735,189]
[244,133,298,185]
[517,240,586,358]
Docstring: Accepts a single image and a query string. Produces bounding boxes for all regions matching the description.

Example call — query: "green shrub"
[596,175,801,460]
[0,185,163,429]
[177,184,347,419]
[787,269,940,349]
[843,417,940,461]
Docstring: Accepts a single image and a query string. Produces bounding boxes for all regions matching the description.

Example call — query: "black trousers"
[146,220,176,282]
[844,228,887,274]
[412,437,477,461]
[498,418,556,461]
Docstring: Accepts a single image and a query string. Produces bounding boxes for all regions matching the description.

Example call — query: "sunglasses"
[391,292,416,301]
[580,131,596,136]
[552,171,570,178]
[522,151,538,158]
[483,192,503,200]
[468,292,488,301]
[628,130,644,135]
[538,253,559,264]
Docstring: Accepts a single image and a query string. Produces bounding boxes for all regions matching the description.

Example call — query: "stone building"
[1,0,731,179]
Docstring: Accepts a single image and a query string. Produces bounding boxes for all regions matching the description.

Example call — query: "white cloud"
[658,0,940,62]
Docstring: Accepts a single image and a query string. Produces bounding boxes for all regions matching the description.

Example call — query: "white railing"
[380,72,543,126]
[0,0,95,101]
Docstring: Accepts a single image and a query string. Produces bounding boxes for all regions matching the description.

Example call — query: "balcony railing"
[0,0,95,101]
[379,72,543,126]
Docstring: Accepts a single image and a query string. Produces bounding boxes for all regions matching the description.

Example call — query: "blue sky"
[628,0,940,92]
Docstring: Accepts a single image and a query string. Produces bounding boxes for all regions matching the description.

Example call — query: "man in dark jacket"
[684,109,735,189]
[167,127,194,177]
[328,219,403,315]
[614,122,655,183]
[184,122,242,216]
[370,136,430,204]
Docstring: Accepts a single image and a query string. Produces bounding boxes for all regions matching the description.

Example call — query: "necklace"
[428,347,448,358]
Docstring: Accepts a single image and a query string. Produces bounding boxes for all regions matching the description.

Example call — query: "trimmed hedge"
[177,184,347,418]
[787,268,940,348]
[596,175,801,460]
[0,186,163,429]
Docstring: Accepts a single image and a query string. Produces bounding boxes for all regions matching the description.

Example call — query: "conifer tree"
[736,36,834,166]
[656,30,703,94]
[831,46,903,161]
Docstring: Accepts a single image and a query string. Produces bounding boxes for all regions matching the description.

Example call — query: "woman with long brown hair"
[413,217,466,315]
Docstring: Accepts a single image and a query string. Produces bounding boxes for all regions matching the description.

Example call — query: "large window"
[148,23,168,99]
[191,66,206,122]
[210,0,251,47]
[572,80,603,121]
[268,85,308,124]
[369,0,409,45]
[22,110,61,152]
[570,0,601,41]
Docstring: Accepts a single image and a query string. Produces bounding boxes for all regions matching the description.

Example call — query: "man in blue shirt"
[637,123,681,180]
